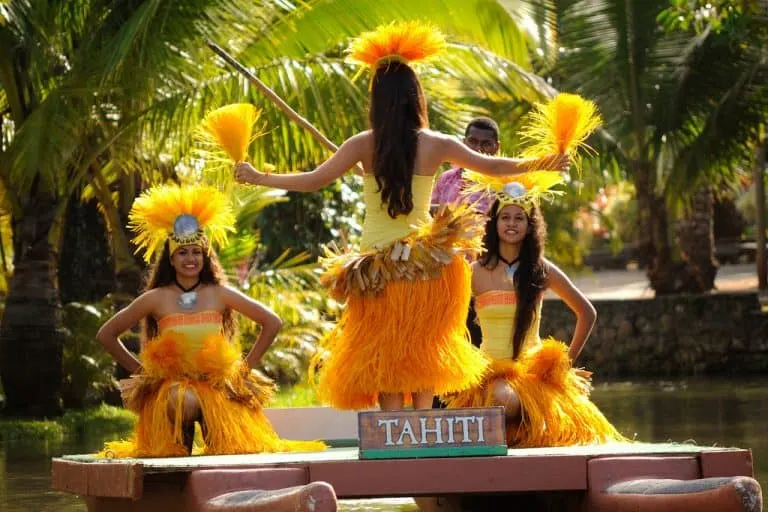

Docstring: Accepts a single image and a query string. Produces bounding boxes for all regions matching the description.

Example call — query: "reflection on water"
[591,378,768,486]
[1,378,765,512]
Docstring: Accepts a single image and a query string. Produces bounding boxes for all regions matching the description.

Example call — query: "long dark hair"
[480,200,548,359]
[369,61,428,218]
[142,239,235,341]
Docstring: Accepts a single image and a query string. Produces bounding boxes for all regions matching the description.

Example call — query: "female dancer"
[234,22,569,411]
[96,184,325,457]
[446,172,626,446]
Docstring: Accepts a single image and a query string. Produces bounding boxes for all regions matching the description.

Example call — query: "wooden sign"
[358,407,507,459]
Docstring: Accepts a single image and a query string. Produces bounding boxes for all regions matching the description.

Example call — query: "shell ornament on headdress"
[348,21,446,83]
[128,183,236,263]
[463,170,565,215]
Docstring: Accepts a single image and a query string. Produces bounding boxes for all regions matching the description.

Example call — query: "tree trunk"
[676,187,718,293]
[635,160,678,295]
[91,172,142,300]
[756,138,767,290]
[0,194,66,417]
[59,198,114,303]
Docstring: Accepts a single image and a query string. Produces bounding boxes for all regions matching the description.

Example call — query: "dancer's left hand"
[234,162,265,186]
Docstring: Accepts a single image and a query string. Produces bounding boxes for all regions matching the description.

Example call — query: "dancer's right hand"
[545,153,571,173]
[234,162,265,186]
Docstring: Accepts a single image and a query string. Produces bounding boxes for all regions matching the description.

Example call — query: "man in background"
[430,116,500,219]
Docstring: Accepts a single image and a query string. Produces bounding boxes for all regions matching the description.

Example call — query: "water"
[1,378,766,511]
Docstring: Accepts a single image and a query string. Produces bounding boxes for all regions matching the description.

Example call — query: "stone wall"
[539,292,768,378]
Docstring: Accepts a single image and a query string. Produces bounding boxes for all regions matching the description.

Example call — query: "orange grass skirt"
[313,256,489,410]
[99,332,326,458]
[445,339,628,447]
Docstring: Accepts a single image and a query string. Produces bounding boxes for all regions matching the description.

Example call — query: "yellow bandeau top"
[157,310,224,348]
[360,174,434,251]
[475,291,541,360]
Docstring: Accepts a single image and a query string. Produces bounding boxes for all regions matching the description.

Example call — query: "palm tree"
[551,0,767,294]
[660,4,768,292]
[0,0,555,417]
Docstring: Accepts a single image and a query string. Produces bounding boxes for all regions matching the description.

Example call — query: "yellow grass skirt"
[99,332,326,458]
[445,339,627,447]
[313,256,489,410]
[314,204,488,410]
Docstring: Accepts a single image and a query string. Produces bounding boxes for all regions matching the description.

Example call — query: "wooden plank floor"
[58,443,740,473]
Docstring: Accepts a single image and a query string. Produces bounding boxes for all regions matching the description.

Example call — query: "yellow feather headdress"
[463,170,565,215]
[129,184,236,263]
[348,21,446,73]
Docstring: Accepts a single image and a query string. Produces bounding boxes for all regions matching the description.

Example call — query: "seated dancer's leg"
[490,379,521,420]
[379,392,405,411]
[412,389,435,410]
[167,383,203,454]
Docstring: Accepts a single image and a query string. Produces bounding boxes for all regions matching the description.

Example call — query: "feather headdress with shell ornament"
[463,170,565,215]
[128,183,236,263]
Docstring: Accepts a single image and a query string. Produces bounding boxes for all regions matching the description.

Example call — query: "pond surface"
[1,378,766,511]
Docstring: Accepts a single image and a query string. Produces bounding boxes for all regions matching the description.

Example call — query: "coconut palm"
[551,0,768,294]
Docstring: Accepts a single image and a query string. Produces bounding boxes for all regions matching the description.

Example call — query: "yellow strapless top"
[475,291,541,359]
[157,310,223,349]
[360,174,434,250]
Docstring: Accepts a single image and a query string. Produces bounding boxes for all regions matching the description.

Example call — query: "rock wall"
[539,292,768,377]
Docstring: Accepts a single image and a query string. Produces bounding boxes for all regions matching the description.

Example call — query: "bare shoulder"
[122,288,164,317]
[345,130,373,173]
[417,130,458,172]
[543,258,570,286]
[137,288,163,307]
[419,129,451,146]
[217,284,241,299]
[345,130,373,150]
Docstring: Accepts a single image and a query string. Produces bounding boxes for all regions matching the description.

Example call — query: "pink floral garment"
[431,167,492,214]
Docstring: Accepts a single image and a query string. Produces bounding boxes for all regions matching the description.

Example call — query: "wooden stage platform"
[50,408,760,511]
[53,443,753,499]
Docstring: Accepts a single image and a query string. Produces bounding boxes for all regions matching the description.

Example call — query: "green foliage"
[60,301,118,409]
[543,198,585,272]
[271,383,321,408]
[658,0,760,34]
[0,404,134,444]
[59,404,136,439]
[257,174,364,262]
[238,255,340,386]
[0,419,65,442]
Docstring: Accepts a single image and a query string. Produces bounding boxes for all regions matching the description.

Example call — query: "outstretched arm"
[545,260,596,362]
[440,135,570,176]
[234,132,366,192]
[220,286,283,367]
[95,292,156,373]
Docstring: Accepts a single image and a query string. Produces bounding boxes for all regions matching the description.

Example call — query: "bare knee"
[490,380,521,419]
[167,384,201,422]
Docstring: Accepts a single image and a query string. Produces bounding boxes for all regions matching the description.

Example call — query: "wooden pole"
[755,137,767,290]
[206,40,364,174]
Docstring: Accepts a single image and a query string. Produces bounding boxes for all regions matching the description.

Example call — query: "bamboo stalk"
[207,40,364,174]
